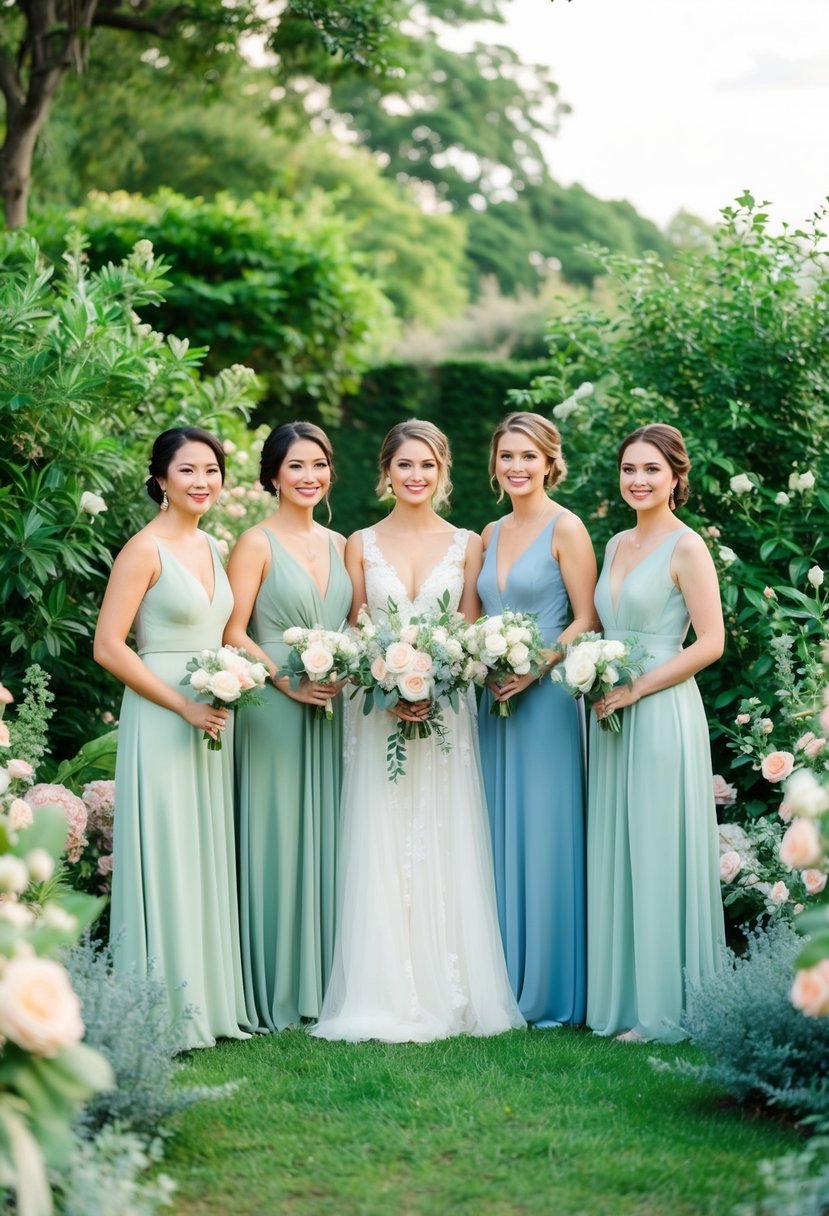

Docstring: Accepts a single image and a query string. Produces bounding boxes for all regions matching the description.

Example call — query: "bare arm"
[224,529,275,675]
[596,531,724,716]
[93,534,227,737]
[554,512,599,647]
[459,532,483,623]
[345,531,367,626]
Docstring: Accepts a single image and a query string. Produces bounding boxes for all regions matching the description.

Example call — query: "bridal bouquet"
[279,626,361,720]
[182,645,268,749]
[464,610,547,717]
[551,631,642,733]
[352,592,473,781]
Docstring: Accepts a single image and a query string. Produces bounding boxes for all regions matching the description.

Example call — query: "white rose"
[80,491,107,516]
[719,851,742,883]
[207,670,243,702]
[784,769,829,820]
[483,634,508,659]
[216,647,250,676]
[26,849,55,883]
[507,642,530,668]
[248,663,268,686]
[718,546,738,566]
[600,640,626,662]
[411,651,434,675]
[0,957,84,1057]
[797,471,816,491]
[283,627,304,646]
[0,900,33,929]
[729,473,754,495]
[775,492,790,506]
[0,856,29,894]
[385,642,417,673]
[505,627,525,645]
[397,670,433,702]
[431,627,449,646]
[807,565,824,588]
[445,639,463,661]
[602,664,619,687]
[301,645,335,677]
[399,624,419,645]
[563,653,597,694]
[483,616,503,634]
[190,669,211,692]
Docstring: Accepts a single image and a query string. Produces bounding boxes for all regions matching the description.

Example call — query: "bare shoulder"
[326,527,348,558]
[462,530,483,561]
[480,519,498,549]
[116,528,161,568]
[231,524,271,558]
[674,529,712,561]
[345,529,365,556]
[554,508,591,543]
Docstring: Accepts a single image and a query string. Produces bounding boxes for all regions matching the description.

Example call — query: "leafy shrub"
[58,1127,175,1216]
[675,922,829,1118]
[66,938,233,1137]
[734,1121,829,1216]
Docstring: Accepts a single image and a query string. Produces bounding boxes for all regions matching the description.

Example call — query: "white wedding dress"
[310,528,525,1043]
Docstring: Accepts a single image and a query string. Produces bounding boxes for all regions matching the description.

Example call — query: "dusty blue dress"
[477,515,587,1026]
[587,530,725,1042]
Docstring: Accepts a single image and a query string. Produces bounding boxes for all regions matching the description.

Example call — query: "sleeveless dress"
[310,528,525,1043]
[477,515,586,1025]
[234,529,352,1030]
[586,530,725,1043]
[110,537,254,1051]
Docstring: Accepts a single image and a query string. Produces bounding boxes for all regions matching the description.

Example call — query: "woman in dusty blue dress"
[225,422,352,1030]
[95,426,254,1051]
[478,412,597,1026]
[588,423,725,1043]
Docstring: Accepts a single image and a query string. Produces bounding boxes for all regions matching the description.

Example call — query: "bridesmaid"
[94,426,253,1050]
[478,412,597,1026]
[588,423,725,1043]
[224,422,352,1031]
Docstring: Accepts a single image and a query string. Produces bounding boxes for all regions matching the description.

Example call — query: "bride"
[310,420,525,1042]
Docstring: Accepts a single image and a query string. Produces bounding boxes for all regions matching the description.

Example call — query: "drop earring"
[160,490,169,512]
[274,485,280,507]
[669,487,676,511]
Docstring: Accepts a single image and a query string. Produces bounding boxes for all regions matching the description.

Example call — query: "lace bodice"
[362,527,470,622]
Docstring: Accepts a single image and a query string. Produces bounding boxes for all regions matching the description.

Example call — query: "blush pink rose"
[769,880,789,904]
[0,683,13,705]
[719,851,742,882]
[801,868,828,896]
[791,960,829,1018]
[7,799,33,830]
[385,642,417,674]
[761,751,795,783]
[411,650,434,675]
[397,671,433,702]
[370,656,388,683]
[780,818,822,869]
[6,758,33,781]
[735,713,751,726]
[0,723,9,748]
[301,646,335,677]
[795,731,816,752]
[712,775,737,807]
[804,737,826,759]
[0,957,84,1056]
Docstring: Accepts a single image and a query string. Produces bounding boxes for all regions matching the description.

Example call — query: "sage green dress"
[110,537,254,1051]
[234,529,352,1030]
[587,530,725,1043]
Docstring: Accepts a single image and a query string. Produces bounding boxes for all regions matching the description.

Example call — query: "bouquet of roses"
[551,631,642,733]
[279,626,362,720]
[464,610,547,717]
[352,591,474,781]
[182,645,268,749]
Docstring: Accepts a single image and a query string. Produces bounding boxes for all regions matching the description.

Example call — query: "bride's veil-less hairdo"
[376,419,453,512]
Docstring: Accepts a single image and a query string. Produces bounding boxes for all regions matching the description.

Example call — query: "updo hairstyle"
[145,426,226,504]
[259,421,336,495]
[376,419,453,512]
[488,412,567,502]
[618,423,691,507]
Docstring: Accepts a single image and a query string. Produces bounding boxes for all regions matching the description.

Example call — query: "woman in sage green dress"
[587,424,725,1043]
[95,426,254,1051]
[225,422,352,1030]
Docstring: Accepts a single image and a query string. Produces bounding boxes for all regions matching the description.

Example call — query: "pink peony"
[801,869,828,896]
[780,818,822,870]
[761,751,795,784]
[791,960,829,1018]
[24,784,88,864]
[712,775,737,807]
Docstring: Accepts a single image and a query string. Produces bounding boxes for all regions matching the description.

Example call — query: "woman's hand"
[281,676,346,707]
[594,681,641,721]
[180,699,229,741]
[488,672,538,702]
[389,699,432,723]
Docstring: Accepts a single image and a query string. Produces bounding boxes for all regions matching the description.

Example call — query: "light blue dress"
[477,515,587,1026]
[587,530,725,1042]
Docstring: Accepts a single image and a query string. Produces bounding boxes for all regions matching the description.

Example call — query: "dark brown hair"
[146,427,225,504]
[618,423,690,506]
[259,421,336,500]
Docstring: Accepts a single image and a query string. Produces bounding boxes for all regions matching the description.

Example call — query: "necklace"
[631,527,677,550]
[277,528,322,562]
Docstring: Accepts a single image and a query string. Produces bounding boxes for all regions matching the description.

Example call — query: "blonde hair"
[618,423,690,506]
[488,412,567,502]
[376,419,453,512]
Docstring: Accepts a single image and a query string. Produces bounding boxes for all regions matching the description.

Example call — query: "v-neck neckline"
[264,528,335,601]
[494,515,556,597]
[365,527,462,609]
[156,537,217,604]
[607,530,684,615]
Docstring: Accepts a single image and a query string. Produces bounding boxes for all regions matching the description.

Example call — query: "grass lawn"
[165,1026,801,1215]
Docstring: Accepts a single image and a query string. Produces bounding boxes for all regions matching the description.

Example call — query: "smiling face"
[494,431,551,502]
[386,438,440,505]
[619,440,677,512]
[273,438,331,509]
[156,440,224,517]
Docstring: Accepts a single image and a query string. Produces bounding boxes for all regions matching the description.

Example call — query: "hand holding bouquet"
[182,646,268,749]
[353,592,473,781]
[465,610,547,717]
[551,631,643,732]
[279,627,361,719]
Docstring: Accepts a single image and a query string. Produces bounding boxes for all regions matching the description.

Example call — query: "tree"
[0,0,404,227]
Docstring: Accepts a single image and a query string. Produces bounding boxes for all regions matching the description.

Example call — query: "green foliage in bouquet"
[673,922,829,1119]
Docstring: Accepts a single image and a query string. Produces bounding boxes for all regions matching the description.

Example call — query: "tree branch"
[91,5,195,37]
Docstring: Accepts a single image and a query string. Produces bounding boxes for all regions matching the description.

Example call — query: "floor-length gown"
[587,530,725,1042]
[111,538,254,1051]
[310,528,525,1043]
[234,530,352,1030]
[477,516,586,1025]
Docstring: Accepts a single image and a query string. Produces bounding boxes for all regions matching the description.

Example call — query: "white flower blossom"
[807,565,824,588]
[729,473,754,495]
[718,546,738,566]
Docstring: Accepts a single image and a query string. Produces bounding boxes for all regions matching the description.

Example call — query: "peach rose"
[397,671,433,702]
[399,624,419,645]
[795,731,816,752]
[801,869,828,896]
[804,737,826,759]
[385,642,417,674]
[712,775,737,807]
[7,799,32,830]
[0,956,84,1056]
[784,769,829,820]
[370,656,388,683]
[0,683,13,705]
[760,751,795,783]
[6,758,33,782]
[207,670,243,702]
[301,646,334,677]
[735,713,751,726]
[411,651,434,675]
[769,880,789,904]
[719,851,742,883]
[0,723,8,748]
[780,818,822,869]
[791,960,829,1018]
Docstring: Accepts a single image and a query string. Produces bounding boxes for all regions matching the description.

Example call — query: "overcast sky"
[492,0,829,227]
